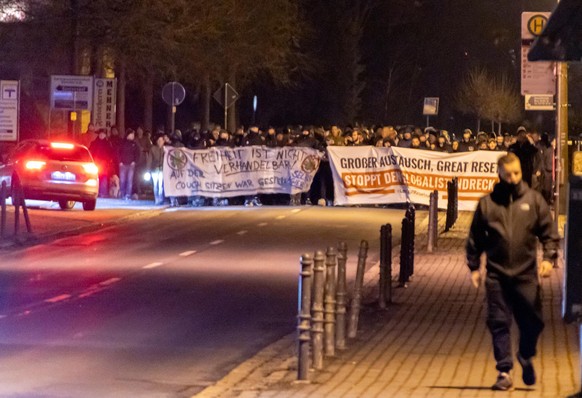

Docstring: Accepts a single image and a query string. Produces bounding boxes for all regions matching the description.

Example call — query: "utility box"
[564,166,582,323]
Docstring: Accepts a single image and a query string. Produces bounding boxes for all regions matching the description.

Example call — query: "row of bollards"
[398,204,415,288]
[444,177,459,232]
[0,180,32,240]
[297,240,369,381]
[427,190,439,253]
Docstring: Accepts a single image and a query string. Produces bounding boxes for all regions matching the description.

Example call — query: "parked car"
[0,139,99,210]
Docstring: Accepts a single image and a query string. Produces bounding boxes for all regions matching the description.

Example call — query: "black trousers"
[485,273,544,372]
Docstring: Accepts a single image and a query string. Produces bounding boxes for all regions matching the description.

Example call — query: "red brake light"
[83,163,99,175]
[25,160,46,170]
[50,142,75,150]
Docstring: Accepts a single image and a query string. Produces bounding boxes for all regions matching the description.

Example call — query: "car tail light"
[83,163,99,175]
[51,142,75,150]
[25,160,46,170]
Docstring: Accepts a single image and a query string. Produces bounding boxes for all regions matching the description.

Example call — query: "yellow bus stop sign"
[527,14,548,37]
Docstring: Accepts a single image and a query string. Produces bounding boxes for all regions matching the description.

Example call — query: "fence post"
[379,224,393,308]
[335,242,348,350]
[297,253,313,381]
[1,181,6,239]
[347,240,368,339]
[324,247,337,357]
[311,250,325,370]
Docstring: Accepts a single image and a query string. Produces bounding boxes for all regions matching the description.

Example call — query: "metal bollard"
[347,240,368,339]
[19,185,32,234]
[1,181,6,239]
[324,246,337,357]
[427,191,438,253]
[311,250,325,370]
[13,182,20,235]
[297,253,313,381]
[445,178,459,231]
[408,204,416,278]
[379,224,393,308]
[453,177,459,224]
[336,242,348,350]
[399,217,410,287]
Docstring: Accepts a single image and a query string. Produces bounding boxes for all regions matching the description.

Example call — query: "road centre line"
[275,215,286,220]
[236,230,248,235]
[179,250,197,257]
[99,277,122,286]
[210,240,224,245]
[45,294,72,304]
[143,262,164,269]
[257,222,268,227]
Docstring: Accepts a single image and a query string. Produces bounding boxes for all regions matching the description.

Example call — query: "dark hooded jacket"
[466,180,559,277]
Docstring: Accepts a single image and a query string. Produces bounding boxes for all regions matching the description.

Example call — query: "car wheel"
[82,199,96,211]
[58,200,76,210]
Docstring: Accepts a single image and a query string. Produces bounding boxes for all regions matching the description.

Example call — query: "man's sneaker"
[492,372,514,391]
[252,197,262,207]
[244,199,253,207]
[517,353,536,386]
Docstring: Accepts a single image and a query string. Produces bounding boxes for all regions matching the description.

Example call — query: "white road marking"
[236,230,248,235]
[143,262,164,269]
[179,250,197,257]
[275,215,286,220]
[257,222,268,227]
[210,240,224,245]
[99,277,122,286]
[0,315,6,319]
[45,294,72,303]
[291,209,301,213]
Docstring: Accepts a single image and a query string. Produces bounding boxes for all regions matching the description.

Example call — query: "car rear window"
[36,145,93,162]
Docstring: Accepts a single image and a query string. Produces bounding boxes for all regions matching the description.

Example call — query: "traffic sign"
[521,12,555,96]
[162,82,186,106]
[525,94,555,111]
[422,97,439,116]
[0,80,19,142]
[213,83,239,109]
[50,75,94,110]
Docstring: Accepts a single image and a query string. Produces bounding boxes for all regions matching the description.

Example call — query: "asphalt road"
[0,205,405,398]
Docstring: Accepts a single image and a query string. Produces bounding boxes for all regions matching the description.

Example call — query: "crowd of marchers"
[79,123,555,207]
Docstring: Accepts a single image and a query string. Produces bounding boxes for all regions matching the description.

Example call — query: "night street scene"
[0,0,581,397]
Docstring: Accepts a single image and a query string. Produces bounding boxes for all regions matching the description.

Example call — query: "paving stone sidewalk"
[196,212,580,398]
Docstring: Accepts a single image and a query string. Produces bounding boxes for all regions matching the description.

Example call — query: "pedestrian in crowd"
[537,133,554,204]
[496,134,506,150]
[435,135,450,152]
[146,134,166,205]
[118,129,141,200]
[397,127,413,148]
[450,140,460,153]
[80,123,97,148]
[410,134,422,149]
[89,128,115,197]
[466,152,559,391]
[134,126,152,197]
[508,127,540,188]
[459,129,476,152]
[487,138,499,151]
[264,127,277,148]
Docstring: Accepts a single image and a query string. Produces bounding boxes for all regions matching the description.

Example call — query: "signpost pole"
[224,83,228,130]
[556,61,568,218]
[170,83,175,135]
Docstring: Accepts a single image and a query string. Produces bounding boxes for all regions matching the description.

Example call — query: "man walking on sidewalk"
[466,152,560,391]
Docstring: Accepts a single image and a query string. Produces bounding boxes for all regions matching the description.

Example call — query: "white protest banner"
[327,146,504,210]
[163,146,323,198]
